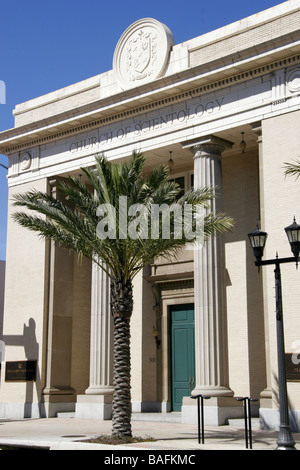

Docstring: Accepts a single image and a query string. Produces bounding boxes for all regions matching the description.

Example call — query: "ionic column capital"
[182,135,233,159]
[251,121,262,143]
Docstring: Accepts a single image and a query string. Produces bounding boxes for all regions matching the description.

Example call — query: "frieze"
[2,54,300,156]
[69,96,225,154]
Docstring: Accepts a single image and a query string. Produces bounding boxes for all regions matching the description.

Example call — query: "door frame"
[160,287,194,413]
[170,303,195,412]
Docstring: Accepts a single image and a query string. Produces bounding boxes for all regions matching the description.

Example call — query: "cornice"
[1,49,300,156]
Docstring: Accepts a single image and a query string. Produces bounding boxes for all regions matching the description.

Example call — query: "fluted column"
[85,262,113,395]
[75,262,114,419]
[43,179,75,417]
[252,122,272,407]
[183,135,233,397]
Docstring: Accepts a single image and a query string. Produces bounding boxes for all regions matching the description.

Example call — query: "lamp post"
[248,218,300,451]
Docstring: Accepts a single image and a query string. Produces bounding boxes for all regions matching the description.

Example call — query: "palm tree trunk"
[110,278,133,438]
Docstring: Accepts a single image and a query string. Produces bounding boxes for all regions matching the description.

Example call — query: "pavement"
[0,415,299,452]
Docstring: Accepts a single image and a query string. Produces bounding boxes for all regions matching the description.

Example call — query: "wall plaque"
[5,361,37,382]
[285,353,300,382]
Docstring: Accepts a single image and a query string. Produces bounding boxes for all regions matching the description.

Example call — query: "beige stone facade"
[0,1,300,430]
[0,260,5,352]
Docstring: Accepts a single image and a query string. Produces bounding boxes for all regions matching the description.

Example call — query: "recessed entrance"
[170,304,195,412]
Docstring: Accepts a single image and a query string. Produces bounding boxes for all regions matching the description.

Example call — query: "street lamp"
[248,219,300,451]
[248,224,268,267]
[285,217,300,261]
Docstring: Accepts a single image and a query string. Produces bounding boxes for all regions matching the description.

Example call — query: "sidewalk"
[0,416,299,450]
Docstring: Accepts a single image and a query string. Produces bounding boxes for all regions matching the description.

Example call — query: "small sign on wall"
[5,361,37,382]
[285,354,300,382]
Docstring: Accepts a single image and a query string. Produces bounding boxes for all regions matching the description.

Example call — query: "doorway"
[170,304,195,411]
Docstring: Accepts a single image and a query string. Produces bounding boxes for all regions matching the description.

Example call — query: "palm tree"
[285,159,300,179]
[12,151,233,439]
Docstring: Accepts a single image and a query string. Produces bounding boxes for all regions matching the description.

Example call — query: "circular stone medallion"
[287,69,300,93]
[113,18,174,90]
[20,152,32,171]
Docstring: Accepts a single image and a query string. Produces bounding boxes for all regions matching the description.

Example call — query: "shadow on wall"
[0,318,45,418]
[269,372,299,433]
[0,260,5,340]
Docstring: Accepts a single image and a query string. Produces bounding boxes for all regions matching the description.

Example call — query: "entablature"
[1,50,300,157]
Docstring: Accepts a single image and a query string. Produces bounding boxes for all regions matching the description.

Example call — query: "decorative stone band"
[2,54,300,155]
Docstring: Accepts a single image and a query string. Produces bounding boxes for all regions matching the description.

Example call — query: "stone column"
[86,263,113,395]
[252,122,272,408]
[75,263,114,419]
[43,179,76,417]
[183,136,233,400]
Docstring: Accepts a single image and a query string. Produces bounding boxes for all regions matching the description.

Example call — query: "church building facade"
[0,1,300,431]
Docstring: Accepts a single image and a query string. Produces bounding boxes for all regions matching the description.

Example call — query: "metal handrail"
[191,394,259,448]
[190,394,210,444]
[236,397,258,449]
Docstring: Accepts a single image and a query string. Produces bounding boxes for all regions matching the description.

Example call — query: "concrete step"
[131,412,181,423]
[227,417,261,429]
[55,411,182,422]
[56,412,75,418]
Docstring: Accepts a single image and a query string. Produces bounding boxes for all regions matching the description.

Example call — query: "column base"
[191,385,234,398]
[182,396,243,425]
[260,388,273,409]
[85,385,114,396]
[75,394,113,420]
[43,386,75,396]
[42,387,76,417]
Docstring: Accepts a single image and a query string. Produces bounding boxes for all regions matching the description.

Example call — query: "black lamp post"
[248,219,300,450]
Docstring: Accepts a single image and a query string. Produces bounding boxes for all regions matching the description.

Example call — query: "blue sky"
[0,0,285,260]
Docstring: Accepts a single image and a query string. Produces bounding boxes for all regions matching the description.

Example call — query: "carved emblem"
[19,152,31,171]
[113,18,174,90]
[287,68,300,93]
[127,29,157,82]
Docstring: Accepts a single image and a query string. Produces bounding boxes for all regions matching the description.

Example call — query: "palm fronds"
[13,152,234,282]
[284,159,300,179]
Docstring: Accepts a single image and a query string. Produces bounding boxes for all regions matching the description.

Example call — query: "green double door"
[171,304,195,412]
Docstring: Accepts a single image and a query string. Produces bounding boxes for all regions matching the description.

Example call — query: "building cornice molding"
[1,51,300,156]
